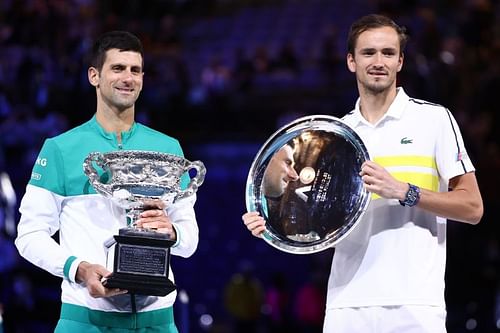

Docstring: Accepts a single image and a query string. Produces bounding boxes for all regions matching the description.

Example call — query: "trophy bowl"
[83,150,206,296]
[84,150,205,213]
[245,115,370,254]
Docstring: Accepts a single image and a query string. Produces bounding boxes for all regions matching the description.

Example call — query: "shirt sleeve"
[164,139,200,257]
[435,108,475,183]
[15,140,81,282]
[15,185,80,281]
[168,193,199,258]
[28,138,66,195]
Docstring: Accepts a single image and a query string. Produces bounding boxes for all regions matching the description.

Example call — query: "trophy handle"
[83,152,114,196]
[176,160,206,201]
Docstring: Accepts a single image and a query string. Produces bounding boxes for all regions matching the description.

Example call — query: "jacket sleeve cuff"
[63,256,84,283]
[172,224,181,248]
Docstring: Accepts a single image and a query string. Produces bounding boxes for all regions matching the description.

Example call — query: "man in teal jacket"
[15,31,199,332]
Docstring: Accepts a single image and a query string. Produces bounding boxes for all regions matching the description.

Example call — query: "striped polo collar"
[350,87,410,127]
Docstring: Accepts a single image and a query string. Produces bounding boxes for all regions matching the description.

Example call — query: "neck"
[95,105,134,136]
[358,86,397,125]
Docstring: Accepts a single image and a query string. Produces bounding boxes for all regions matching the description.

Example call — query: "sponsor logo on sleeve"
[456,151,468,162]
[32,157,47,180]
[36,157,47,167]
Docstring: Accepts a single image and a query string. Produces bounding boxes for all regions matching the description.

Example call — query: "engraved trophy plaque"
[84,150,206,296]
[245,115,370,254]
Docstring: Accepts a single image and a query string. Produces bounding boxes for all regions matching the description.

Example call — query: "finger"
[251,225,266,237]
[362,160,377,168]
[105,288,128,297]
[242,211,260,219]
[242,213,263,224]
[362,174,377,185]
[246,219,265,231]
[136,214,172,228]
[144,222,169,231]
[143,199,166,210]
[88,281,108,298]
[100,270,113,279]
[142,221,170,231]
[157,227,172,234]
[140,209,164,218]
[360,166,373,176]
[364,183,379,194]
[93,265,112,279]
[243,217,263,226]
[362,160,378,172]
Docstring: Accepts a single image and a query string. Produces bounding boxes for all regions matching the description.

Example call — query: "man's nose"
[373,53,385,66]
[288,167,299,181]
[121,70,134,82]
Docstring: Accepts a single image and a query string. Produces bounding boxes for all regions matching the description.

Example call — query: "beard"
[101,90,139,112]
[362,78,394,95]
[358,72,396,95]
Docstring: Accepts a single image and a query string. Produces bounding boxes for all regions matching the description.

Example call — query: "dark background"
[0,0,499,332]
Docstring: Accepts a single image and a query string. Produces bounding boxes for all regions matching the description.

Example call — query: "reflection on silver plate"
[245,115,371,254]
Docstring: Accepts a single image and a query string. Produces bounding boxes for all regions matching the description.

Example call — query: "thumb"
[93,265,112,279]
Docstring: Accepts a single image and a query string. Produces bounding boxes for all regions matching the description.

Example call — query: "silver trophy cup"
[246,115,370,254]
[83,150,206,296]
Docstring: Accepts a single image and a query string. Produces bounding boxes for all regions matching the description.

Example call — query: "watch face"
[405,184,420,206]
[245,115,371,254]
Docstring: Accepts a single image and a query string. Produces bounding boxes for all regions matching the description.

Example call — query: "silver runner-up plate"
[245,115,371,254]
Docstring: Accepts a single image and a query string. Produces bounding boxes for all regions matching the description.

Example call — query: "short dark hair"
[90,31,144,71]
[347,14,408,56]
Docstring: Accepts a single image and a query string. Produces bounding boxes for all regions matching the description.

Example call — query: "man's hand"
[135,200,176,240]
[76,261,128,298]
[360,160,408,200]
[242,211,266,238]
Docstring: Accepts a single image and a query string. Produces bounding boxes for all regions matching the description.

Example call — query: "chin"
[366,83,391,94]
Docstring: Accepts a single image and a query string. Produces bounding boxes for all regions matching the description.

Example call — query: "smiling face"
[347,26,403,95]
[88,48,144,114]
[263,145,299,198]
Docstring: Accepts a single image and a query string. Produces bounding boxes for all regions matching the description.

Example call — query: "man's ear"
[88,67,99,87]
[397,53,404,72]
[347,53,356,73]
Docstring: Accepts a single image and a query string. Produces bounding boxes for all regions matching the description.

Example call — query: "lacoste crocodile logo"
[400,137,413,144]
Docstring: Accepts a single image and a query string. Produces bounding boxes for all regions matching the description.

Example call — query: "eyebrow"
[109,62,142,72]
[359,47,398,53]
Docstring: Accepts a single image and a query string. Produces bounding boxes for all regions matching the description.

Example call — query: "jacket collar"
[89,114,137,143]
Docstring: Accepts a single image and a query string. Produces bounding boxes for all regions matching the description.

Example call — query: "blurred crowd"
[0,0,499,332]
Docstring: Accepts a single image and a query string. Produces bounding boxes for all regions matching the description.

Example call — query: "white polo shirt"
[326,88,474,309]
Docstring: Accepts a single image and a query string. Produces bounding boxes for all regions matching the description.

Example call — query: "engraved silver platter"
[245,115,370,254]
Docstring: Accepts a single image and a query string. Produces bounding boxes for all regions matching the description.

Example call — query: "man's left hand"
[135,200,176,240]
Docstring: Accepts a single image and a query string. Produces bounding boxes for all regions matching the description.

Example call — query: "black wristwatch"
[399,183,420,207]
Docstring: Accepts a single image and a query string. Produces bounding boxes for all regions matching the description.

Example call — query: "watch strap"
[399,183,420,207]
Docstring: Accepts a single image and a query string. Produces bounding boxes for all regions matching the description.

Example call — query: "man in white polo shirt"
[243,14,483,332]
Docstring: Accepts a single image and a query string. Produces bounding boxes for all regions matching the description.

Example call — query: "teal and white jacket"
[15,115,199,313]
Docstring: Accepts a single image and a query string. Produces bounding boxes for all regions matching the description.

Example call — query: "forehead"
[276,145,294,159]
[103,49,143,68]
[356,26,400,51]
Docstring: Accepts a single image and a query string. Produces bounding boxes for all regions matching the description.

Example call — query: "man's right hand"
[76,261,128,298]
[242,211,266,238]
